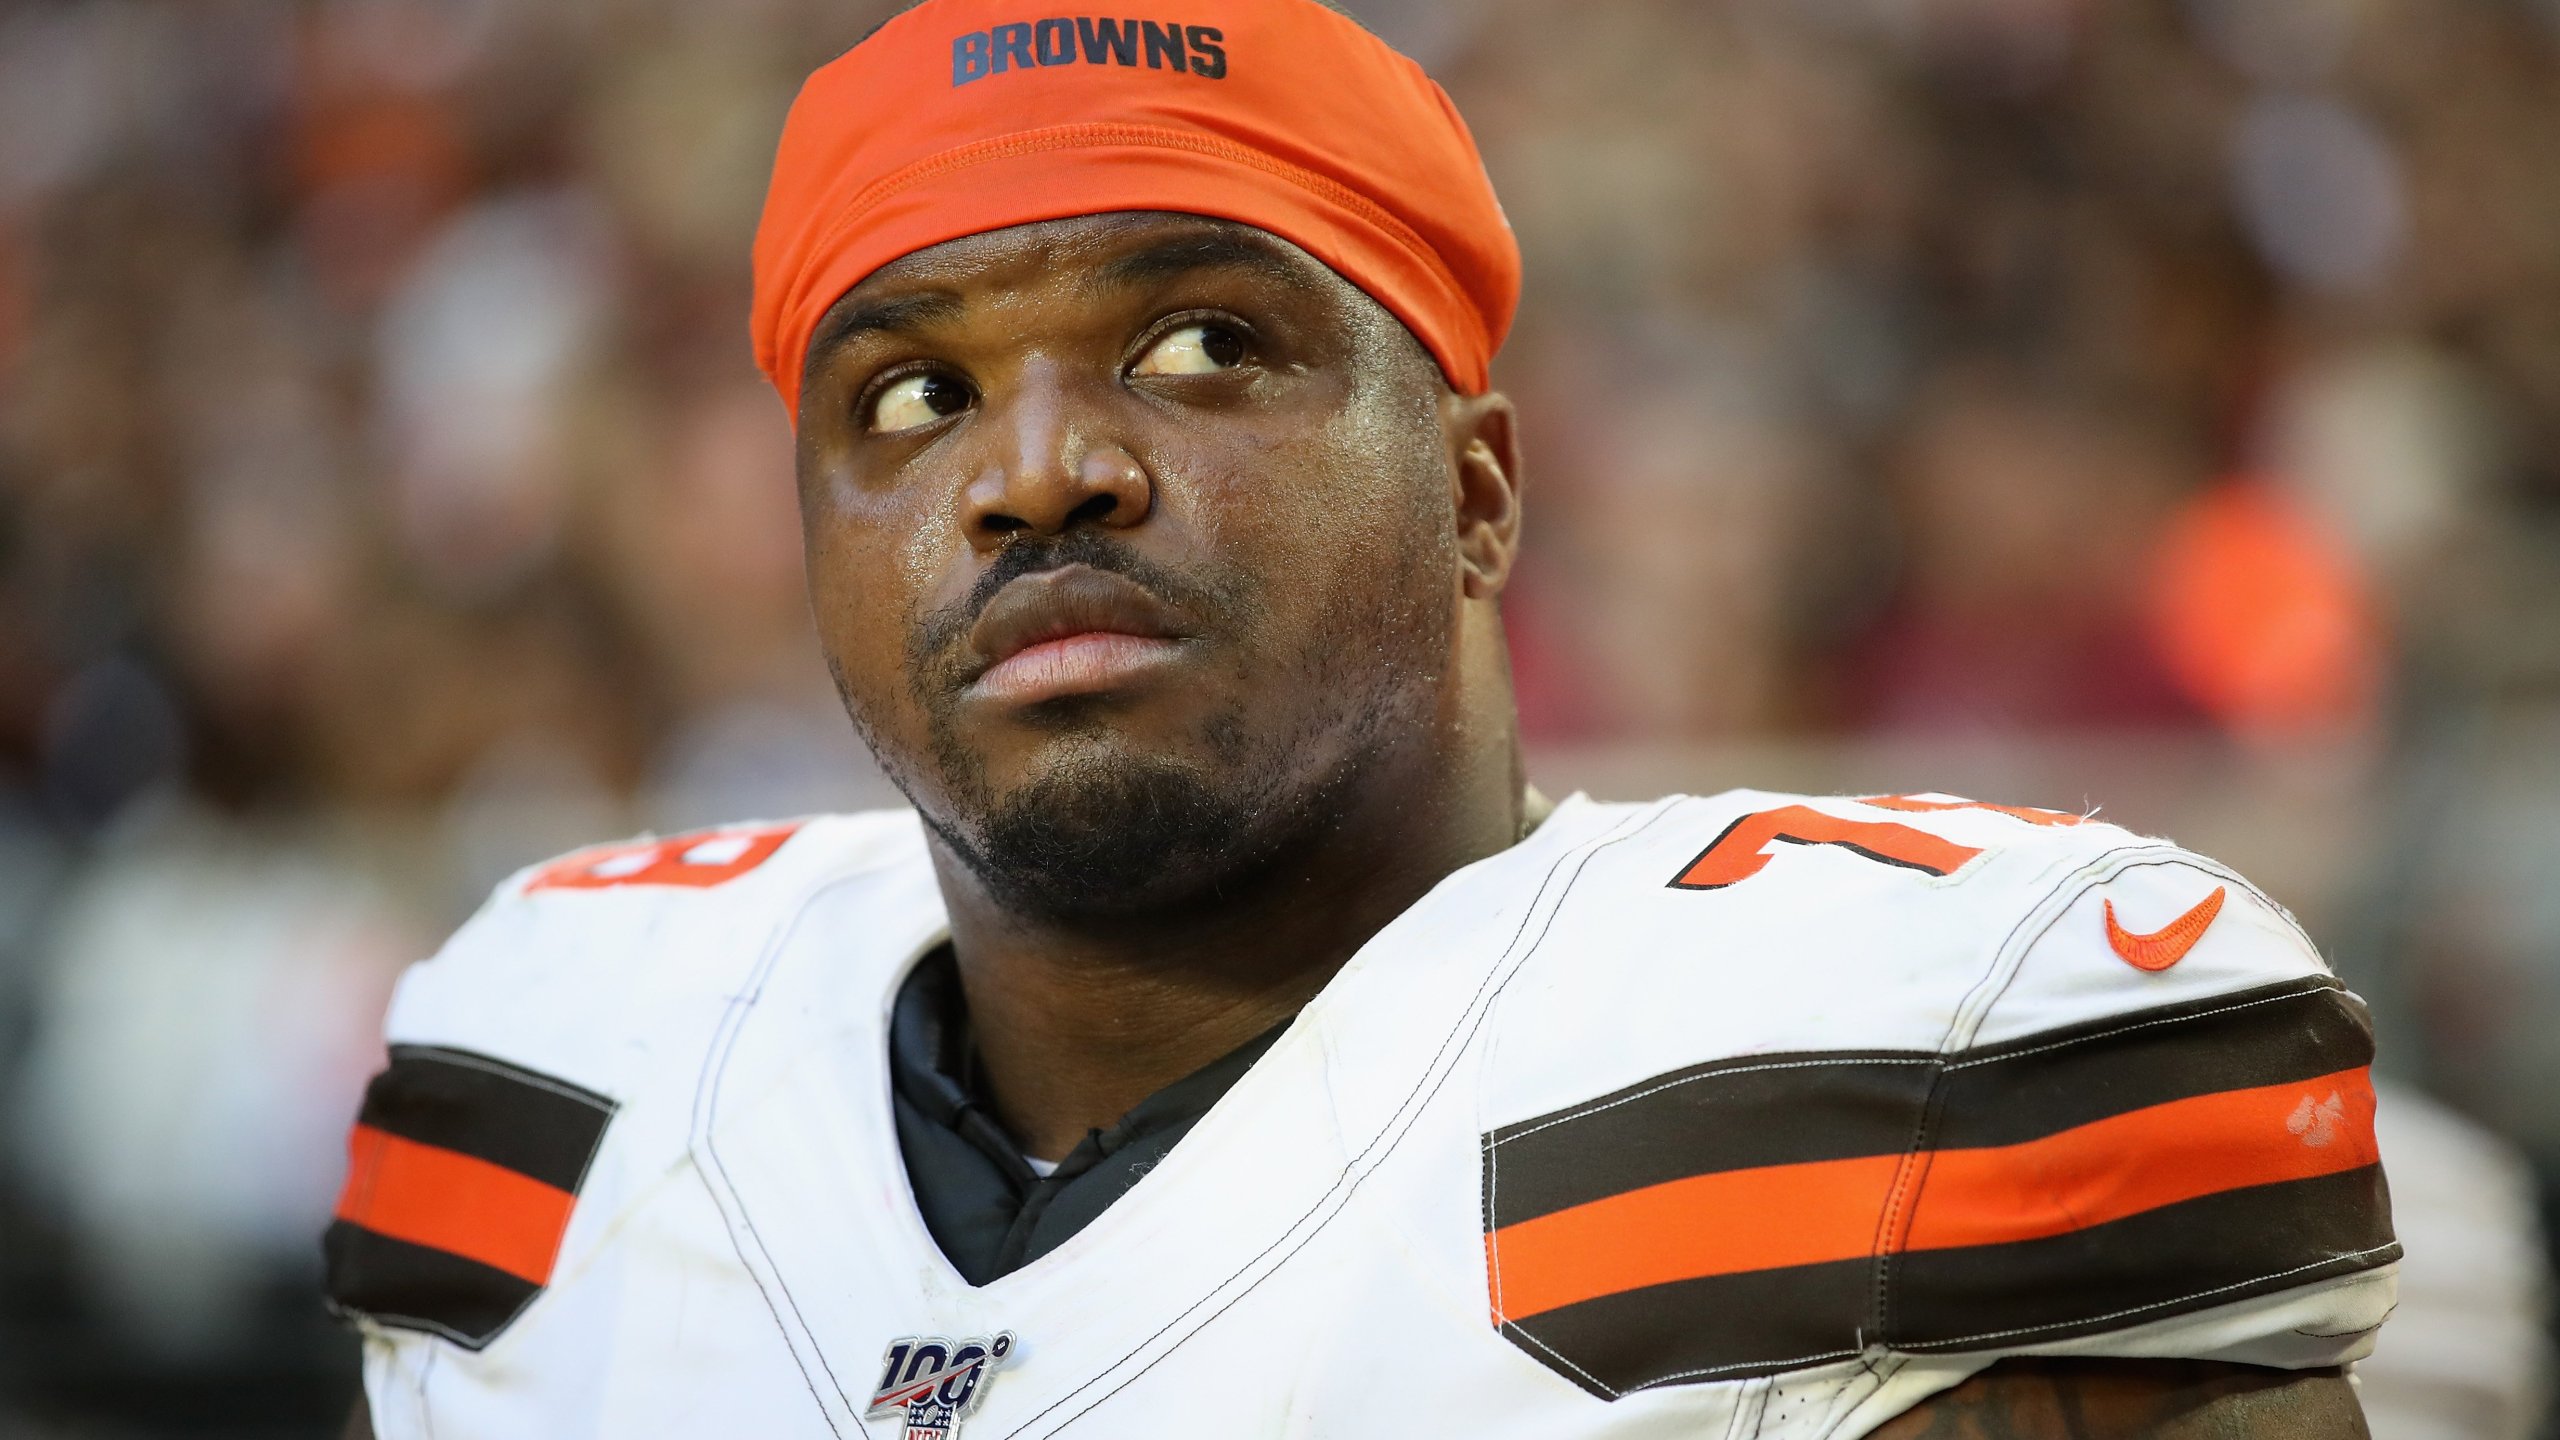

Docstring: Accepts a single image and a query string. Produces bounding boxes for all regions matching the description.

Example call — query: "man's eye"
[1132,323,1247,377]
[869,373,972,433]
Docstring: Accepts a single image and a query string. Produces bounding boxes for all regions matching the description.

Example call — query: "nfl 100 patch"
[324,1045,617,1348]
[868,1331,1016,1440]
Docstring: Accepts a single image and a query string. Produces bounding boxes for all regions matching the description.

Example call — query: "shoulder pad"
[1486,791,2157,1123]
[328,808,932,1350]
[385,810,926,1086]
[1481,791,2394,1401]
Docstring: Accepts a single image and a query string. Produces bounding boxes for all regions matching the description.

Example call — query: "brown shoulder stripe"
[1932,977,2373,1149]
[1484,1051,1937,1230]
[1483,977,2394,1397]
[323,1046,616,1350]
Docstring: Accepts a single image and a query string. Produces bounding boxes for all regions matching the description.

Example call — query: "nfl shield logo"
[866,1331,1016,1439]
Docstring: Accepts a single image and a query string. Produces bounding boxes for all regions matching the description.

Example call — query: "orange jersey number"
[1668,796,2080,890]
[525,823,803,893]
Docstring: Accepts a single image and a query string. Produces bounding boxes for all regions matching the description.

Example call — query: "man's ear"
[1443,389,1523,601]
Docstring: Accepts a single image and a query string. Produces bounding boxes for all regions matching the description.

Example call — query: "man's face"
[794,212,1467,921]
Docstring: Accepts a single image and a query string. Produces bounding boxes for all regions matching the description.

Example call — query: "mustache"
[907,531,1239,689]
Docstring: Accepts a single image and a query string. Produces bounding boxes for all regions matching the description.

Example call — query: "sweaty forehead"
[803,212,1425,383]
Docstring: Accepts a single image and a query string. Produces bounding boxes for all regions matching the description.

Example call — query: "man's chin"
[927,751,1269,924]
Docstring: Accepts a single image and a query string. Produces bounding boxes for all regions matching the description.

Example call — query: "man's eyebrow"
[1089,231,1321,296]
[807,291,968,363]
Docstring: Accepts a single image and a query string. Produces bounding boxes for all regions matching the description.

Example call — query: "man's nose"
[961,364,1153,547]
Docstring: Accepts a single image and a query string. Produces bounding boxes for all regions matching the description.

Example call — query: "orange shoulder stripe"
[334,1124,578,1286]
[1900,1064,2377,1252]
[1490,1151,1904,1323]
[1488,1066,2377,1323]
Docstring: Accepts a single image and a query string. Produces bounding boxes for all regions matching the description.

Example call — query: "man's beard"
[925,731,1281,922]
[854,529,1435,925]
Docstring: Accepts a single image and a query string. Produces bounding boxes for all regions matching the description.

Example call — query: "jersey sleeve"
[323,819,815,1354]
[321,866,629,1353]
[1475,798,2398,1434]
[1871,850,2398,1390]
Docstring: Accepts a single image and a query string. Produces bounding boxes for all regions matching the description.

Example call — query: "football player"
[326,1,2397,1435]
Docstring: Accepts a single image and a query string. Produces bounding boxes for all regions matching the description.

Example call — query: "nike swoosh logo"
[2104,886,2228,972]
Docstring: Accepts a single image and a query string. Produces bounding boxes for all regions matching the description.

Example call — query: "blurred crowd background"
[1,0,2556,1434]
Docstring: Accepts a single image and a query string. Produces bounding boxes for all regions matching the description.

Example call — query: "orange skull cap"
[750,0,1520,423]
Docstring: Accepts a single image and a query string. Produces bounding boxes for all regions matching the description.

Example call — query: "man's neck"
[926,751,1535,1162]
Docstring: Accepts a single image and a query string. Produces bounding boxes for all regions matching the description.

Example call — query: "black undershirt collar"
[887,944,1292,1285]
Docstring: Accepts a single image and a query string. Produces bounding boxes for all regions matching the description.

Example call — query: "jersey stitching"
[1015,799,1687,1435]
[1017,802,1665,1429]
[1484,1101,1509,1345]
[700,952,864,1435]
[1894,1244,2401,1350]
[1621,1346,1865,1390]
[695,1148,853,1435]
[1477,801,1694,1408]
[1486,1055,1938,1147]
[1933,839,2176,1055]
[334,1228,561,1351]
[370,1049,625,1268]
[1502,1321,1625,1397]
[1880,844,2372,1360]
[1870,837,2158,1358]
[1023,799,1683,1432]
[690,870,877,1439]
[1941,979,2347,1070]
[339,1305,493,1353]
[2136,847,2328,966]
[1475,868,1519,1346]
[1491,816,2156,1401]
[1483,828,2306,1399]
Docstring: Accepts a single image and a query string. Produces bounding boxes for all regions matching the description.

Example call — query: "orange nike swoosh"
[2104,886,2228,972]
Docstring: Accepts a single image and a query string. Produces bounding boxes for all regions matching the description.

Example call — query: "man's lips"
[964,563,1191,704]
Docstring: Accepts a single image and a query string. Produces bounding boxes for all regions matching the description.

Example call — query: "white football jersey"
[329,791,2397,1439]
